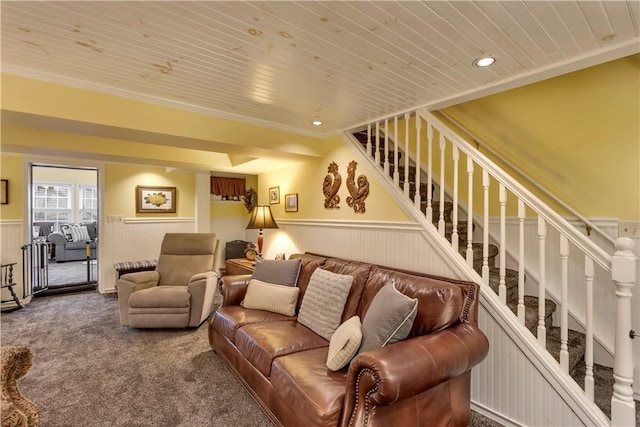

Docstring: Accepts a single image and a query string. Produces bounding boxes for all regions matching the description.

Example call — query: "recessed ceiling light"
[312,120,323,126]
[473,56,496,67]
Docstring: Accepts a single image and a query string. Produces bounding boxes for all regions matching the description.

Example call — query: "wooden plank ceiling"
[2,1,639,137]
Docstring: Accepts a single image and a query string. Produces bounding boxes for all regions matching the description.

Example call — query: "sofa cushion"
[241,279,299,316]
[359,281,417,354]
[326,316,362,371]
[128,286,190,308]
[271,347,347,427]
[251,259,301,286]
[212,306,296,344]
[236,321,328,377]
[297,268,353,341]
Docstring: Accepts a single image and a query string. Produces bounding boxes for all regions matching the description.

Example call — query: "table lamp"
[246,205,279,256]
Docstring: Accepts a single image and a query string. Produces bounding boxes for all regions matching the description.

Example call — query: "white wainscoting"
[269,219,460,278]
[101,217,196,293]
[0,220,28,307]
[472,295,608,427]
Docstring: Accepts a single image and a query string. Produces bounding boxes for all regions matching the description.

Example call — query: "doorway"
[29,164,99,295]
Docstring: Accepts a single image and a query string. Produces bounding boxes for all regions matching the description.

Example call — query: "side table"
[224,258,255,276]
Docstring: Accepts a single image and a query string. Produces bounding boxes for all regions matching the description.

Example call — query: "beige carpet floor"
[1,290,501,426]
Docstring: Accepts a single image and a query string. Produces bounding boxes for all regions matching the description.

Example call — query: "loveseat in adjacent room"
[48,223,97,262]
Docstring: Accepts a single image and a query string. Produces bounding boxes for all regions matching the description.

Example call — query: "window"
[79,185,98,222]
[32,183,72,227]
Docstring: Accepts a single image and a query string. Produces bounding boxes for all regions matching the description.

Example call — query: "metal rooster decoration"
[323,161,341,209]
[346,160,369,213]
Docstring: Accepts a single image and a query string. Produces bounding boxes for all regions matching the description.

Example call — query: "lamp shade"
[246,205,279,230]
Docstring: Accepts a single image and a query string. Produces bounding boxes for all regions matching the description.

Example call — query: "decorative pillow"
[60,224,91,242]
[241,279,300,316]
[358,281,418,354]
[326,316,362,371]
[251,259,301,287]
[297,268,353,341]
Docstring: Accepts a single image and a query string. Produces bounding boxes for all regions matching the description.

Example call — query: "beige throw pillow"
[241,279,299,316]
[326,316,362,371]
[297,268,353,341]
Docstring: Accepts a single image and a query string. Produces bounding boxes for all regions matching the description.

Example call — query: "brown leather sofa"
[209,253,489,427]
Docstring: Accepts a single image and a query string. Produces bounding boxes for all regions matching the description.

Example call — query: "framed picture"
[285,193,298,212]
[136,185,176,213]
[0,180,7,205]
[269,186,280,204]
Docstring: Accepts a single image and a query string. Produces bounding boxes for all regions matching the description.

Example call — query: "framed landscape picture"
[285,193,298,212]
[136,186,176,213]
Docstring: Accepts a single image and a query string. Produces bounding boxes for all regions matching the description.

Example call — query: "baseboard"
[471,401,524,427]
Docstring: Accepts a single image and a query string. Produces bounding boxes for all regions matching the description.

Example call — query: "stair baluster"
[466,158,474,268]
[482,170,490,285]
[383,119,389,177]
[585,255,595,402]
[414,118,421,209]
[560,235,570,373]
[451,146,459,253]
[425,120,432,222]
[393,116,399,186]
[499,184,507,305]
[403,113,410,199]
[537,216,547,346]
[438,134,446,236]
[517,200,526,324]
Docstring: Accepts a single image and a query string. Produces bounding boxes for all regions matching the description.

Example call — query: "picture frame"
[136,185,176,213]
[285,193,298,212]
[0,180,7,205]
[269,186,280,204]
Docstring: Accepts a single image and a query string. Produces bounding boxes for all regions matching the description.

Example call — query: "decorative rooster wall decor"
[323,161,341,209]
[346,160,369,213]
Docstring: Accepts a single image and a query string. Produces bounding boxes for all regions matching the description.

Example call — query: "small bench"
[113,259,157,279]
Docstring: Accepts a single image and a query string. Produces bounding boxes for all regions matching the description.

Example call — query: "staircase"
[350,112,638,425]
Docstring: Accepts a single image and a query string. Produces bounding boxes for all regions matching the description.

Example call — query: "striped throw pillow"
[241,279,300,316]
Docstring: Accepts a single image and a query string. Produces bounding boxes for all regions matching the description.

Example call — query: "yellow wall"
[0,154,23,220]
[442,54,640,220]
[260,136,409,222]
[104,164,194,218]
[210,175,258,219]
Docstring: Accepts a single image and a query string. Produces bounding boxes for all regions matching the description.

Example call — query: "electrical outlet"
[619,221,640,239]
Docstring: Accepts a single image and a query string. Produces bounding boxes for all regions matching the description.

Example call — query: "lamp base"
[257,230,264,256]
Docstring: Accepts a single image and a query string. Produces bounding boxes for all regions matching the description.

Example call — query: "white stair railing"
[348,109,636,426]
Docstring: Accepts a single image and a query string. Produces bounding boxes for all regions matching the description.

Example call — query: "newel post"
[611,237,637,426]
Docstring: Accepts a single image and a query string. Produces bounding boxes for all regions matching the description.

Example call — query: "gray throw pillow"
[297,268,353,341]
[251,259,301,286]
[358,280,418,354]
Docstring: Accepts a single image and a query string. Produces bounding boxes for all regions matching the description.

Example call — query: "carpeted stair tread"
[486,268,520,303]
[508,295,556,335]
[546,327,587,376]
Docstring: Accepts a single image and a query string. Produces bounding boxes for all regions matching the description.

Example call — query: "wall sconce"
[246,205,279,256]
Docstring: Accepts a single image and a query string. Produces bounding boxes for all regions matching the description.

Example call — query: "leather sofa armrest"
[341,322,489,426]
[219,274,251,306]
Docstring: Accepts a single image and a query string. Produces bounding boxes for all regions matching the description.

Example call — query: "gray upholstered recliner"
[117,233,220,328]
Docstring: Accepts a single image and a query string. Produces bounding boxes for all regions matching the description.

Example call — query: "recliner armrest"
[116,271,160,326]
[341,322,489,426]
[189,271,218,283]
